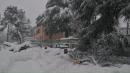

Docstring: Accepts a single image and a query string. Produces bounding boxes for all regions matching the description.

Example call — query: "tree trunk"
[49,35,53,48]
[126,20,129,35]
[65,30,69,38]
[17,29,23,44]
[7,24,9,42]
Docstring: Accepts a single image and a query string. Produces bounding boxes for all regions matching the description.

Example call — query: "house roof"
[60,36,79,40]
[120,27,130,30]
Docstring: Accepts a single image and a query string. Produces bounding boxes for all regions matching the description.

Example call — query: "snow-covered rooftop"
[60,36,79,40]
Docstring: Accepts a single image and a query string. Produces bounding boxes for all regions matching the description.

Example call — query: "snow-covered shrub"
[68,50,83,64]
[69,50,83,60]
[76,32,130,66]
[0,29,7,44]
[95,32,130,65]
[2,41,32,52]
[68,50,98,65]
[2,42,18,51]
[109,56,130,65]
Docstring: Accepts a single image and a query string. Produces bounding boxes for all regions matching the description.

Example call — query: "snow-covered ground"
[0,46,130,73]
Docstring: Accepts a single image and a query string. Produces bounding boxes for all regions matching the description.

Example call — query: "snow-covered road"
[0,47,130,73]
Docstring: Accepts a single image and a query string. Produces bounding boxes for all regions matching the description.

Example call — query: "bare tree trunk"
[17,28,23,44]
[41,26,44,47]
[40,33,43,48]
[7,24,9,42]
[126,20,129,35]
[90,56,98,65]
[49,35,53,48]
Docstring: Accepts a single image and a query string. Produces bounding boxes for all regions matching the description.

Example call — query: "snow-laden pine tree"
[71,0,130,51]
[69,0,130,65]
[1,6,31,43]
[43,0,73,38]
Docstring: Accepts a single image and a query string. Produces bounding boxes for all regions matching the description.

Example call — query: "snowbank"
[0,50,14,73]
[2,41,32,52]
[0,47,130,73]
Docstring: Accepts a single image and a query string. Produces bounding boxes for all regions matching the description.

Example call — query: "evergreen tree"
[44,0,72,38]
[71,0,130,51]
[2,6,31,43]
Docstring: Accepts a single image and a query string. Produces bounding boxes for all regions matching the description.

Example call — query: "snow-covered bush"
[0,30,7,44]
[2,41,32,52]
[68,50,83,64]
[69,50,83,60]
[68,50,98,65]
[95,32,130,65]
[109,56,130,65]
[76,32,130,66]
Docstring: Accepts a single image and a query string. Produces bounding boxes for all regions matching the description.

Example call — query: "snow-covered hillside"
[0,47,130,73]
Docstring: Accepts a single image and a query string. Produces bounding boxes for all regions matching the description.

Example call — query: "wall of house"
[35,24,65,41]
[35,24,44,40]
[44,33,65,41]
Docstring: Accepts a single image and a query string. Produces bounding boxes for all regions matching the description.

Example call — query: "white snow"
[59,7,72,17]
[0,25,4,29]
[0,27,7,44]
[60,36,79,40]
[0,46,130,73]
[2,41,32,52]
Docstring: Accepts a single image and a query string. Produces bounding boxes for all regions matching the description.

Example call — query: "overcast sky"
[0,0,48,26]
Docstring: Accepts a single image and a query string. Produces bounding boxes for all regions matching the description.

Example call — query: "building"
[59,36,79,48]
[119,17,130,35]
[118,19,130,43]
[34,18,65,43]
[119,27,130,43]
[119,27,130,35]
